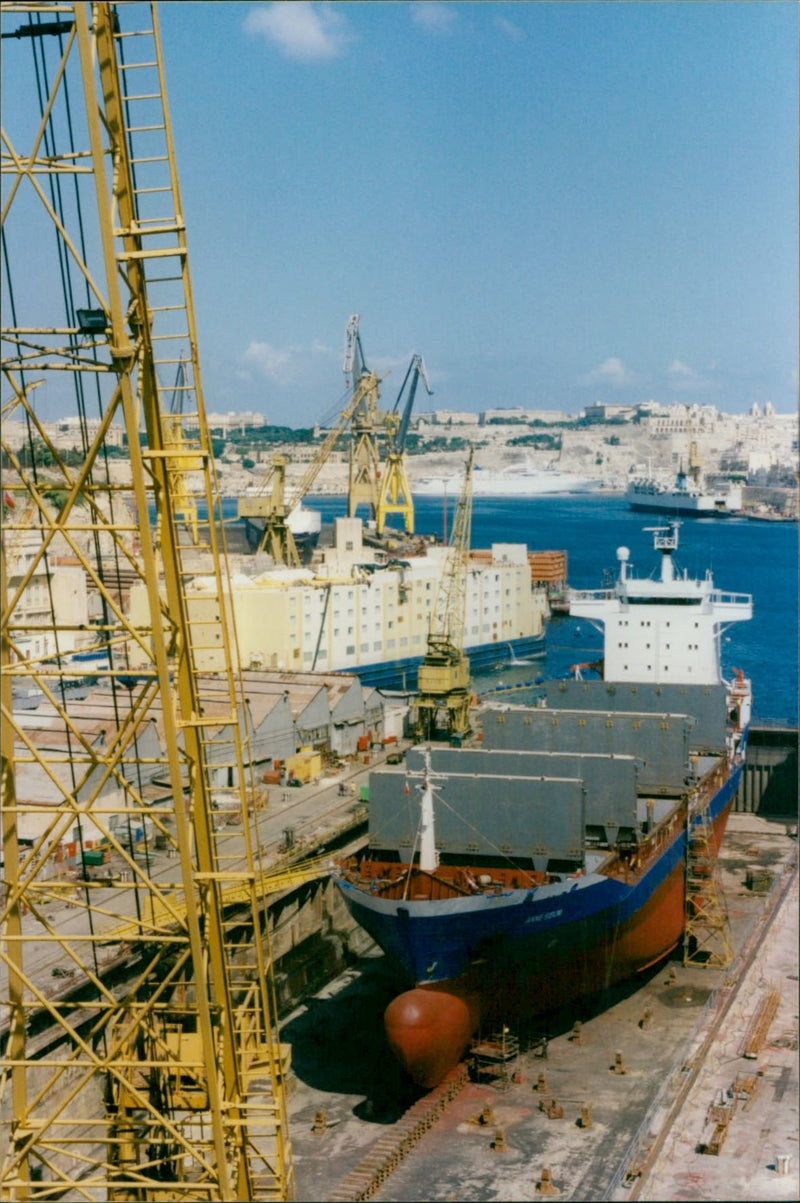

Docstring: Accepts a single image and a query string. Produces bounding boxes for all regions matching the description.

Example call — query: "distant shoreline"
[304,487,627,500]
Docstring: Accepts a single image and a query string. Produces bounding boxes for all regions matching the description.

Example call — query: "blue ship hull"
[337,758,742,990]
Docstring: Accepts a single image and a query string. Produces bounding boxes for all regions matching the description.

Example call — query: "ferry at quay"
[626,466,743,517]
[336,521,753,1086]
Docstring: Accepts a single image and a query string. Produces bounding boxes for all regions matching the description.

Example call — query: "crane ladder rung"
[178,715,237,729]
[142,448,206,460]
[114,28,156,40]
[194,871,254,882]
[118,246,186,261]
[119,222,183,237]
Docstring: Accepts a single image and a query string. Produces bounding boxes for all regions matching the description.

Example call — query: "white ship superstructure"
[625,476,742,516]
[287,504,322,542]
[569,522,753,688]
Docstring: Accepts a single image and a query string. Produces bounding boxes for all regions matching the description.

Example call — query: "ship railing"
[709,590,752,606]
[568,588,615,602]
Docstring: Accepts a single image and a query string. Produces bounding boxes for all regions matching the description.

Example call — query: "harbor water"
[306,492,798,726]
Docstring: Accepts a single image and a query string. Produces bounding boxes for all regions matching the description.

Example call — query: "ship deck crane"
[414,448,475,741]
[376,353,432,536]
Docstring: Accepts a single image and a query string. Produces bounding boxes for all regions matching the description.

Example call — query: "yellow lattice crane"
[376,354,432,537]
[343,314,385,523]
[413,449,475,741]
[238,378,374,564]
[1,4,293,1198]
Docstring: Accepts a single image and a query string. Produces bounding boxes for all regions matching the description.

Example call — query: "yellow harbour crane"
[1,4,294,1197]
[237,380,371,565]
[376,354,432,537]
[240,317,431,557]
[343,314,385,523]
[161,357,201,544]
[413,449,475,741]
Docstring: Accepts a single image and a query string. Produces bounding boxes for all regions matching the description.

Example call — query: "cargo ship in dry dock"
[336,522,753,1086]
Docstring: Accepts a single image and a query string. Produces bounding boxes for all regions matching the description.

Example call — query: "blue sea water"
[307,493,798,726]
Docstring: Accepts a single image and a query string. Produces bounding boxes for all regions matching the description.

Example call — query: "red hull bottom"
[384,985,480,1089]
[384,803,732,1086]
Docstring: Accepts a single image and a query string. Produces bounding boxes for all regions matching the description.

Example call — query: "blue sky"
[10,1,798,425]
[154,0,797,425]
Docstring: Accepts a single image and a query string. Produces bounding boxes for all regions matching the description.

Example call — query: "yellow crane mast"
[343,315,385,523]
[413,449,475,741]
[1,4,292,1198]
[240,317,428,557]
[376,354,432,537]
[237,378,373,565]
[160,358,201,545]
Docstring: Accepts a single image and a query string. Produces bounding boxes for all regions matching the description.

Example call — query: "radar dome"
[617,546,630,562]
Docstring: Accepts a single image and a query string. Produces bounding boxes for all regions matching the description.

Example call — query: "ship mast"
[418,749,440,873]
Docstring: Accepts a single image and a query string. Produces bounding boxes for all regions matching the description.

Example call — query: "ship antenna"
[645,520,680,582]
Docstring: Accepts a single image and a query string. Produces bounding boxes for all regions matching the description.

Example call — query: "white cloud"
[667,359,711,392]
[580,357,637,388]
[668,359,698,380]
[241,341,293,382]
[370,354,413,377]
[411,2,458,34]
[243,3,351,62]
[494,15,525,41]
[240,338,335,386]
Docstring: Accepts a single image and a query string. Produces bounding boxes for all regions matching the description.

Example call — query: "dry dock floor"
[284,814,798,1202]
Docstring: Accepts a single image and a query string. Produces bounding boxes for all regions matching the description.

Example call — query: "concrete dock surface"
[632,842,798,1201]
[284,814,798,1202]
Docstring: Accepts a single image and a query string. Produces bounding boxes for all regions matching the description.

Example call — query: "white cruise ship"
[413,464,601,497]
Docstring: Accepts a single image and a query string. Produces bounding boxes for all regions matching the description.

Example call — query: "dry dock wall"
[270,868,373,1013]
[736,725,798,817]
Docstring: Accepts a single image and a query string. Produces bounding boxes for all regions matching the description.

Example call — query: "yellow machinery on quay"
[413,449,475,742]
[0,3,303,1197]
